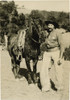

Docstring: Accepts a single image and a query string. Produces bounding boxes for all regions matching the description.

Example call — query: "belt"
[46,47,60,52]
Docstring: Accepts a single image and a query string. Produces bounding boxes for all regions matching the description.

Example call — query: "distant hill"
[17,7,31,14]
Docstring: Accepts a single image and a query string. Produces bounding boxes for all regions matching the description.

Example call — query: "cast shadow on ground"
[19,68,28,81]
[19,68,40,83]
[19,68,57,91]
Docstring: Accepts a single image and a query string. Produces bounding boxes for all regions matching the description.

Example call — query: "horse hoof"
[33,79,38,84]
[33,74,38,83]
[35,83,37,86]
[17,74,22,79]
[19,77,26,81]
[28,80,33,84]
[34,80,38,84]
[15,75,20,81]
[28,73,33,84]
[29,84,35,87]
[15,78,20,82]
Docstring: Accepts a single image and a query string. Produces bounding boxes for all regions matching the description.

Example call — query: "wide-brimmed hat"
[45,20,59,28]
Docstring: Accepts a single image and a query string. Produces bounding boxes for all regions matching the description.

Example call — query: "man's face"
[47,23,55,31]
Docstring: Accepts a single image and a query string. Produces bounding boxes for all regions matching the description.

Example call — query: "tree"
[17,13,25,28]
[30,10,44,19]
[0,1,19,44]
[0,1,17,27]
[2,1,16,14]
[57,12,69,29]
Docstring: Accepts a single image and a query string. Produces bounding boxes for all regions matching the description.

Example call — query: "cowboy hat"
[45,20,59,28]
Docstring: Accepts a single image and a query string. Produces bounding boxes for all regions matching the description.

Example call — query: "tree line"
[0,1,70,43]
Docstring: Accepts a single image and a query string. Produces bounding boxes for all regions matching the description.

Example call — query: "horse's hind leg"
[25,58,33,84]
[33,59,38,83]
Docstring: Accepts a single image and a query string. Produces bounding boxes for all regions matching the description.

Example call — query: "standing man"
[40,20,64,92]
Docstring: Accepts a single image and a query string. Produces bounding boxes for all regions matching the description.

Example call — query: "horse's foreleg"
[11,58,18,78]
[25,58,33,84]
[16,61,22,79]
[11,58,21,79]
[33,59,38,83]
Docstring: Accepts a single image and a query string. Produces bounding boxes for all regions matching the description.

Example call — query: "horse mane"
[17,29,26,48]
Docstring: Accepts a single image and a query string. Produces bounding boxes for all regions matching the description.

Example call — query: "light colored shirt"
[45,29,62,49]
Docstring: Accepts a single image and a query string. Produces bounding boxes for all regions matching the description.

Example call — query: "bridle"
[30,21,40,44]
[30,37,40,44]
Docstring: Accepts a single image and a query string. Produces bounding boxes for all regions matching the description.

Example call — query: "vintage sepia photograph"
[0,0,70,100]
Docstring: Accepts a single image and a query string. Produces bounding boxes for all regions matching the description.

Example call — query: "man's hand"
[40,42,47,51]
[57,58,63,65]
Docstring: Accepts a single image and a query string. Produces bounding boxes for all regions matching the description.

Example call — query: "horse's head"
[28,17,42,35]
[31,20,44,48]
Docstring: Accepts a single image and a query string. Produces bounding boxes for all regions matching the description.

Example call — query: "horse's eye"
[17,48,19,51]
[15,49,17,52]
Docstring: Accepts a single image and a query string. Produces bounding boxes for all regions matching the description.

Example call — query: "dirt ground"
[1,48,70,100]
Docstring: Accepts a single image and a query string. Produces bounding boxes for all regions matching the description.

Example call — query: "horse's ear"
[25,27,29,31]
[18,30,20,34]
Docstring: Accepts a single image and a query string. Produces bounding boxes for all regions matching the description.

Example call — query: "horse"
[8,18,41,84]
[59,31,70,60]
[7,30,27,79]
[19,18,41,84]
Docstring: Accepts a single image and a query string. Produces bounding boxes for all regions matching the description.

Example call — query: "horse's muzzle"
[16,54,22,61]
[19,55,22,61]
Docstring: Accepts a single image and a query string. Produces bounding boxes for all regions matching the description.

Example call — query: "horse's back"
[60,32,70,48]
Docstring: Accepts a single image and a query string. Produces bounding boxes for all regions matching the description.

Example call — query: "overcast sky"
[15,0,69,13]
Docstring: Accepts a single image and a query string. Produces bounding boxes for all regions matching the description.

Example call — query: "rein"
[30,22,40,44]
[30,37,40,44]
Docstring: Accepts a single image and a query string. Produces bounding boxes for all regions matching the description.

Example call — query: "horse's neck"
[8,33,17,41]
[7,33,18,47]
[29,20,33,34]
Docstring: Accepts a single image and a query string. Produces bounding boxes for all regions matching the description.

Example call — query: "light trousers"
[40,50,63,90]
